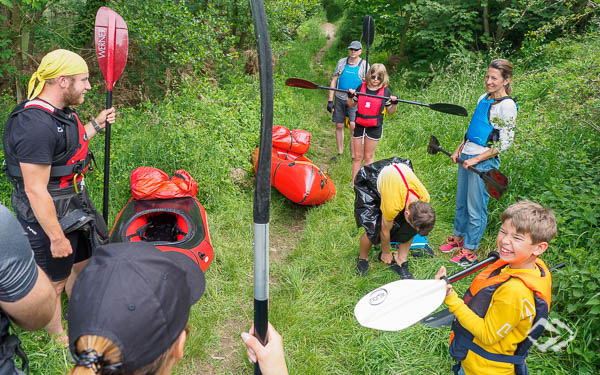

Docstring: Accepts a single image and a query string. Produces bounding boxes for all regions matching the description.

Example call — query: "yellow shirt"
[445,267,541,375]
[377,163,430,222]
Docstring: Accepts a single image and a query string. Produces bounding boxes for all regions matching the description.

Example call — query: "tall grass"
[3,16,598,375]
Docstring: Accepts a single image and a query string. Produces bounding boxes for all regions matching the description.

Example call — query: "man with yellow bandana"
[2,49,115,345]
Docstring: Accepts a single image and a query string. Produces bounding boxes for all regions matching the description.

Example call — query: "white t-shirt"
[462,93,518,155]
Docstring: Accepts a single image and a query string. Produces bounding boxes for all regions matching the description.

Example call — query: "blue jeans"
[453,154,500,250]
[457,365,466,375]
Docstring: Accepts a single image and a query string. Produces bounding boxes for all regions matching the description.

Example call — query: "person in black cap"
[327,40,370,161]
[67,242,204,374]
[67,242,289,375]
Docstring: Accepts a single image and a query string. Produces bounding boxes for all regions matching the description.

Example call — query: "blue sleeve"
[0,205,38,302]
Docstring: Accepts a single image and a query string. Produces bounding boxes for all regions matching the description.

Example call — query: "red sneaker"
[450,249,477,266]
[439,237,464,253]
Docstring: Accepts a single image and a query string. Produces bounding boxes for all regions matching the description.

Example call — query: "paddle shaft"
[447,251,499,284]
[250,1,273,373]
[317,85,428,106]
[433,143,505,190]
[102,91,112,222]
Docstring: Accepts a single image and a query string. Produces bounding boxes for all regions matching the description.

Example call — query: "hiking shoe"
[450,249,477,266]
[439,237,464,253]
[390,261,414,279]
[356,257,369,276]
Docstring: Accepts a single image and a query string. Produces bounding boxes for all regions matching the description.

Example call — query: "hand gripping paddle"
[285,78,468,117]
[427,135,508,199]
[95,6,128,223]
[354,252,499,331]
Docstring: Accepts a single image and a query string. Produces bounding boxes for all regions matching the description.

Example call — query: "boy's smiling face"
[497,219,548,269]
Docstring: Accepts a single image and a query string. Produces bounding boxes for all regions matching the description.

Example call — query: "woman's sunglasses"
[370,75,383,81]
[349,48,360,51]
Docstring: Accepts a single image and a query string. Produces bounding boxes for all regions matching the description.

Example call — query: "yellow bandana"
[27,49,89,100]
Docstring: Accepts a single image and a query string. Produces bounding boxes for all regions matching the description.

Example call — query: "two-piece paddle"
[285,78,468,117]
[250,1,273,374]
[354,252,500,331]
[427,135,508,199]
[362,15,375,69]
[420,261,569,328]
[95,7,128,223]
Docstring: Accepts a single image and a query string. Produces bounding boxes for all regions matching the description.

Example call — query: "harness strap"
[5,153,93,178]
[393,164,420,205]
[455,333,527,365]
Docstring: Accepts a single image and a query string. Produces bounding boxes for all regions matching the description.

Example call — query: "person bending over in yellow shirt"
[435,200,557,375]
[354,157,435,278]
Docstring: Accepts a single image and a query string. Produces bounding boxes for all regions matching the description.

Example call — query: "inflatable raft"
[109,167,213,272]
[252,125,336,205]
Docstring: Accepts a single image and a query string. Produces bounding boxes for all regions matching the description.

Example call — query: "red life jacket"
[4,99,92,189]
[356,83,386,127]
[449,258,552,375]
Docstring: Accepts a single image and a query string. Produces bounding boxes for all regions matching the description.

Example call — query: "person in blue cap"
[327,40,370,161]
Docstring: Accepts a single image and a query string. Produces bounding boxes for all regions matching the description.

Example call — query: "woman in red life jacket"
[348,64,397,186]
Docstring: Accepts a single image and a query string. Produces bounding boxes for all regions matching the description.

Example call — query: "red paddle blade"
[95,7,128,91]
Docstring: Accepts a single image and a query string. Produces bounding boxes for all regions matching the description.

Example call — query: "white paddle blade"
[354,279,447,331]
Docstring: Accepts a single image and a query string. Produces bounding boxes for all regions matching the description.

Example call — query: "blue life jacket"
[337,58,364,91]
[465,95,516,147]
[449,259,551,375]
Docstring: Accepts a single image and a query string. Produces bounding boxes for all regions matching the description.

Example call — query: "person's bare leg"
[335,123,345,155]
[47,279,68,346]
[65,259,88,297]
[351,137,365,186]
[359,232,372,260]
[349,121,356,159]
[363,137,379,166]
[393,237,414,264]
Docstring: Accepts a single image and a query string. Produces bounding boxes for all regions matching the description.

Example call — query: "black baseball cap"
[68,242,205,372]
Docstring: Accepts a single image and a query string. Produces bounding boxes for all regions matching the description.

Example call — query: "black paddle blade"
[420,308,455,328]
[486,169,509,187]
[429,103,468,117]
[362,16,375,47]
[427,135,441,155]
[285,78,318,89]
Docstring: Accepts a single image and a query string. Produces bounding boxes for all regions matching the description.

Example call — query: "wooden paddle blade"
[285,78,318,89]
[95,7,128,91]
[354,279,447,331]
[362,15,375,47]
[429,103,468,116]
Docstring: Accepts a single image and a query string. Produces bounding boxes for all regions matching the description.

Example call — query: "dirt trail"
[195,23,337,375]
[314,23,336,65]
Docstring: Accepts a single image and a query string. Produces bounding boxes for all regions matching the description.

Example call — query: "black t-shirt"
[3,101,80,184]
[354,84,392,127]
[0,204,38,303]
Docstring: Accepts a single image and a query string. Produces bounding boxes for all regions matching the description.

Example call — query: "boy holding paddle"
[435,200,557,375]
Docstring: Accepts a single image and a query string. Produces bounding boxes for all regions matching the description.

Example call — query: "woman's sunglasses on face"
[349,48,360,51]
[370,75,382,81]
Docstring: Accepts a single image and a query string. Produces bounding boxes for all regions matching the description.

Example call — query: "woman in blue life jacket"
[440,59,518,266]
[348,64,397,186]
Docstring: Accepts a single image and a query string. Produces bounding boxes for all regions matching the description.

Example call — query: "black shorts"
[18,219,91,282]
[353,124,383,140]
[354,157,417,244]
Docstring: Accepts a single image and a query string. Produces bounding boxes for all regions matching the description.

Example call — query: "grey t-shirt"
[333,57,369,100]
[0,204,38,303]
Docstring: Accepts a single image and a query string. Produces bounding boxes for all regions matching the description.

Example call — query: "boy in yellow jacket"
[436,200,557,375]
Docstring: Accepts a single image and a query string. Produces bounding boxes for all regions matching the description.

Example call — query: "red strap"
[393,164,420,205]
